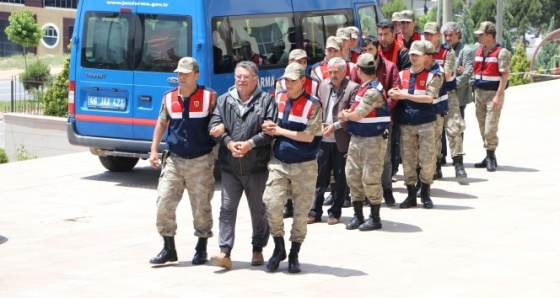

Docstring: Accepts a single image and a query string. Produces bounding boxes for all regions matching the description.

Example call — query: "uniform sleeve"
[356,88,384,117]
[444,49,456,75]
[498,48,511,73]
[157,97,170,124]
[426,73,444,98]
[304,103,323,137]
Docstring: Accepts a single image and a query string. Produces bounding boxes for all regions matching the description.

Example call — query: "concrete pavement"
[1,79,560,297]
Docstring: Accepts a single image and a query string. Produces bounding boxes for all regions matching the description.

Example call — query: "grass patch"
[0,99,43,113]
[0,54,68,70]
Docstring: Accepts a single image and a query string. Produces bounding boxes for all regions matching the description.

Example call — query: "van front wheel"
[99,156,139,172]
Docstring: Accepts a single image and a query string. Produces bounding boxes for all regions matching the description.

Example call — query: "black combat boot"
[192,237,208,265]
[420,183,434,209]
[288,242,302,273]
[383,188,395,206]
[400,185,418,208]
[282,200,294,218]
[266,237,286,271]
[346,201,365,230]
[358,204,382,231]
[452,156,468,178]
[150,236,178,264]
[486,150,497,172]
[433,158,443,180]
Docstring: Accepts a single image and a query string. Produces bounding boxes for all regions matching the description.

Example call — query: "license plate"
[87,96,127,111]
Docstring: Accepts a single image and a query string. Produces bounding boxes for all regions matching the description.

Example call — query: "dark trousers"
[309,142,348,219]
[218,170,269,255]
[460,105,466,140]
[391,123,401,174]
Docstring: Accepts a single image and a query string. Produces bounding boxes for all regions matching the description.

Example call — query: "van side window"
[81,12,132,70]
[136,15,191,72]
[358,6,380,37]
[212,14,294,74]
[302,14,349,62]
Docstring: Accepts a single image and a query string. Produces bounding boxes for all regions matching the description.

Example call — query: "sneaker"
[210,252,232,270]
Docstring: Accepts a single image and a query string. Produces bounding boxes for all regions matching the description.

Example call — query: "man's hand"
[323,124,335,137]
[227,141,243,158]
[209,123,225,137]
[262,120,278,136]
[237,141,252,156]
[149,150,160,169]
[388,88,402,100]
[337,109,351,122]
[457,66,465,75]
[491,94,502,111]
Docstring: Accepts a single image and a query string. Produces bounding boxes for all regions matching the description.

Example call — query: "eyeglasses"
[235,74,256,80]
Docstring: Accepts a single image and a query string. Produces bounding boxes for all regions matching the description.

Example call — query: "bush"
[43,56,69,117]
[15,143,37,161]
[20,59,52,91]
[509,38,530,86]
[0,148,8,164]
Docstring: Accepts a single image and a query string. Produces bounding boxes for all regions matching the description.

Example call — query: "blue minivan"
[67,0,385,171]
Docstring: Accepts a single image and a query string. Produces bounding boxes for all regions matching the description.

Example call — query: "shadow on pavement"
[82,165,160,189]
[280,263,367,277]
[338,217,422,233]
[0,235,8,245]
[431,204,474,211]
[492,165,539,173]
[431,188,479,199]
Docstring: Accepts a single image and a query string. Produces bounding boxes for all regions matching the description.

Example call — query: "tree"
[43,56,70,117]
[4,9,43,69]
[381,0,409,20]
[506,0,542,45]
[509,38,530,86]
[458,5,475,45]
[535,16,559,74]
[469,0,496,27]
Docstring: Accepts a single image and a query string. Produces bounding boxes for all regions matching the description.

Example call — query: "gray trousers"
[218,170,269,255]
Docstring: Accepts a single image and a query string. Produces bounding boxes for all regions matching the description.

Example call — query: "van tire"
[99,156,139,172]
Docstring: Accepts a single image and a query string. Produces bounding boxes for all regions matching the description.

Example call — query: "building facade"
[0,0,78,57]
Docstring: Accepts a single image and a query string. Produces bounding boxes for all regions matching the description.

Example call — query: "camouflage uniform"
[400,73,444,186]
[345,86,387,205]
[155,93,216,238]
[475,47,511,150]
[263,103,323,243]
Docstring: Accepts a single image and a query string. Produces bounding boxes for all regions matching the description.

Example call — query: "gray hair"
[235,61,258,76]
[441,22,461,35]
[328,57,346,71]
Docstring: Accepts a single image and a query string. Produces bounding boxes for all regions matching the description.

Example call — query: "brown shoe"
[327,216,339,225]
[307,215,321,224]
[210,252,232,270]
[251,251,264,266]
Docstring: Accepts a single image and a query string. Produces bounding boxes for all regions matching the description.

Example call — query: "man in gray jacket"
[208,61,278,270]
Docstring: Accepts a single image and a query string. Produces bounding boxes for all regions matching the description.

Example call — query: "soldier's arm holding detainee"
[262,104,322,143]
[149,99,170,168]
[236,94,279,156]
[492,48,511,110]
[338,88,383,122]
[389,73,443,103]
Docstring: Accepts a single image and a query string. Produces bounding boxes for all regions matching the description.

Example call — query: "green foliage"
[506,0,542,43]
[509,39,530,86]
[0,148,8,164]
[458,6,475,45]
[43,56,70,117]
[4,9,43,69]
[381,0,409,20]
[19,59,52,91]
[15,143,38,161]
[469,0,496,28]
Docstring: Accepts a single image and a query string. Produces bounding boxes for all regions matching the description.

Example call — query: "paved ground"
[1,79,560,297]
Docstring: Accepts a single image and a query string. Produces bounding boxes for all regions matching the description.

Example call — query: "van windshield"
[80,12,191,72]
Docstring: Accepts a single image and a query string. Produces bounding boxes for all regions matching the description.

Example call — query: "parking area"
[1,80,560,297]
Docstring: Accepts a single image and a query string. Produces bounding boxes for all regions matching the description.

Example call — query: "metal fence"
[1,75,45,115]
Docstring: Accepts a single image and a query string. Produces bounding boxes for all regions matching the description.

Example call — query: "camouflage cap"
[423,22,440,34]
[356,53,376,68]
[280,62,306,80]
[423,40,436,54]
[347,26,360,39]
[400,10,414,22]
[474,21,497,35]
[409,40,427,55]
[326,36,342,50]
[174,57,199,73]
[289,49,308,61]
[392,11,402,22]
[336,28,351,40]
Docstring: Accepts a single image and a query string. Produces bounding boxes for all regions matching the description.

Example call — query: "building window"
[0,0,25,3]
[41,23,59,49]
[44,0,79,9]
